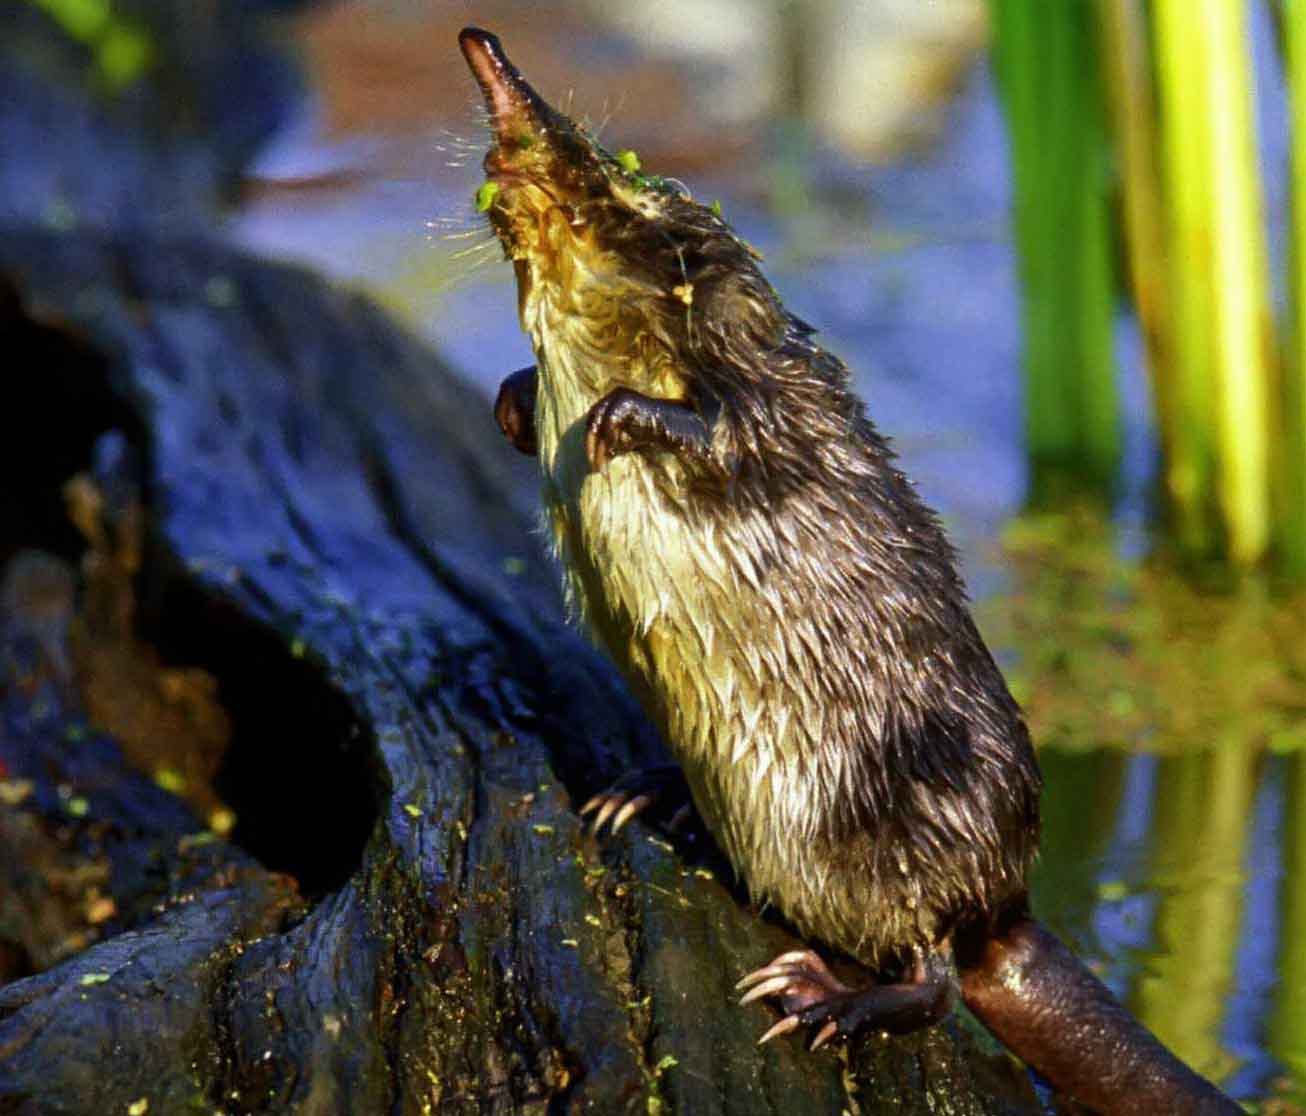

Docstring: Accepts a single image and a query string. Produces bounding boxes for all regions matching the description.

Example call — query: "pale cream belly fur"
[533,355,941,965]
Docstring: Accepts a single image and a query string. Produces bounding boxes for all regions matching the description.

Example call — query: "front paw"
[494,366,537,456]
[584,388,642,472]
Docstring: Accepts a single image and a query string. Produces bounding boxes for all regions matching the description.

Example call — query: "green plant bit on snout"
[615,149,641,174]
[475,181,500,213]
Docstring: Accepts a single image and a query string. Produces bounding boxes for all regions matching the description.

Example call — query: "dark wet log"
[0,229,1050,1115]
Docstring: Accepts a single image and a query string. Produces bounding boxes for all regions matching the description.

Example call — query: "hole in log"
[1,277,377,903]
[0,279,147,568]
[141,571,379,899]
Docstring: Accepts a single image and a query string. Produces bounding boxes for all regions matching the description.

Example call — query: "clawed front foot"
[494,365,538,455]
[584,388,646,472]
[583,388,714,474]
[579,764,697,838]
[737,948,954,1052]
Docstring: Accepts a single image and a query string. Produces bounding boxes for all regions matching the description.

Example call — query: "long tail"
[958,915,1240,1115]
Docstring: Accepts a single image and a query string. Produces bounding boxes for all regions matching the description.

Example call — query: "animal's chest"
[537,374,717,684]
[535,369,816,861]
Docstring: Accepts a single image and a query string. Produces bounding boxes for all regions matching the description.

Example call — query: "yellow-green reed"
[995,1,1289,568]
[1284,0,1306,574]
[1137,0,1274,563]
[1201,0,1274,566]
[1095,0,1176,475]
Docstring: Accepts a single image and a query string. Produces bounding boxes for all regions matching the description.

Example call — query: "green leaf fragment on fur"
[475,181,500,212]
[616,149,641,174]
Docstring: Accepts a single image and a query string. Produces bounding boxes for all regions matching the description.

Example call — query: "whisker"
[450,239,500,261]
[592,90,627,141]
[432,226,491,241]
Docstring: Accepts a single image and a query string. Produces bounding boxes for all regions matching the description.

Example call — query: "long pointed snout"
[458,28,550,142]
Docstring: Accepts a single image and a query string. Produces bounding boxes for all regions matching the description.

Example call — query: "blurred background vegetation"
[8,0,1306,1108]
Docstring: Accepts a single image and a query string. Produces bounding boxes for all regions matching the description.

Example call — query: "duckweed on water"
[979,508,1306,755]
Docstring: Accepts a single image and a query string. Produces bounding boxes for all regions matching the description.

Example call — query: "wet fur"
[461,34,1244,1111]
[488,125,1042,966]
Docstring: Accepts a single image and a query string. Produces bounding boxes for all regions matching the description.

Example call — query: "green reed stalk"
[1096,0,1176,463]
[1150,0,1219,553]
[1284,0,1306,574]
[1152,0,1274,565]
[989,0,1120,500]
[1204,0,1274,566]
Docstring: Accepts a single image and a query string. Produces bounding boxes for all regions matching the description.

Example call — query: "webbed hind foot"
[737,948,954,1051]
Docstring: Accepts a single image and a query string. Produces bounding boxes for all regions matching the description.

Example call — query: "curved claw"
[611,794,652,834]
[809,1020,839,1051]
[578,766,696,842]
[757,1015,802,1045]
[736,950,835,991]
[739,975,802,1007]
[591,794,623,835]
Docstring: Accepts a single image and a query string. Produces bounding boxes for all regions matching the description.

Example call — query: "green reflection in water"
[1133,746,1258,1083]
[1273,754,1306,1095]
[979,508,1306,1104]
[1030,748,1127,948]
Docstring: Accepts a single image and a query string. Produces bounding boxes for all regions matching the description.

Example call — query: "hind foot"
[737,948,954,1051]
[579,764,696,838]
